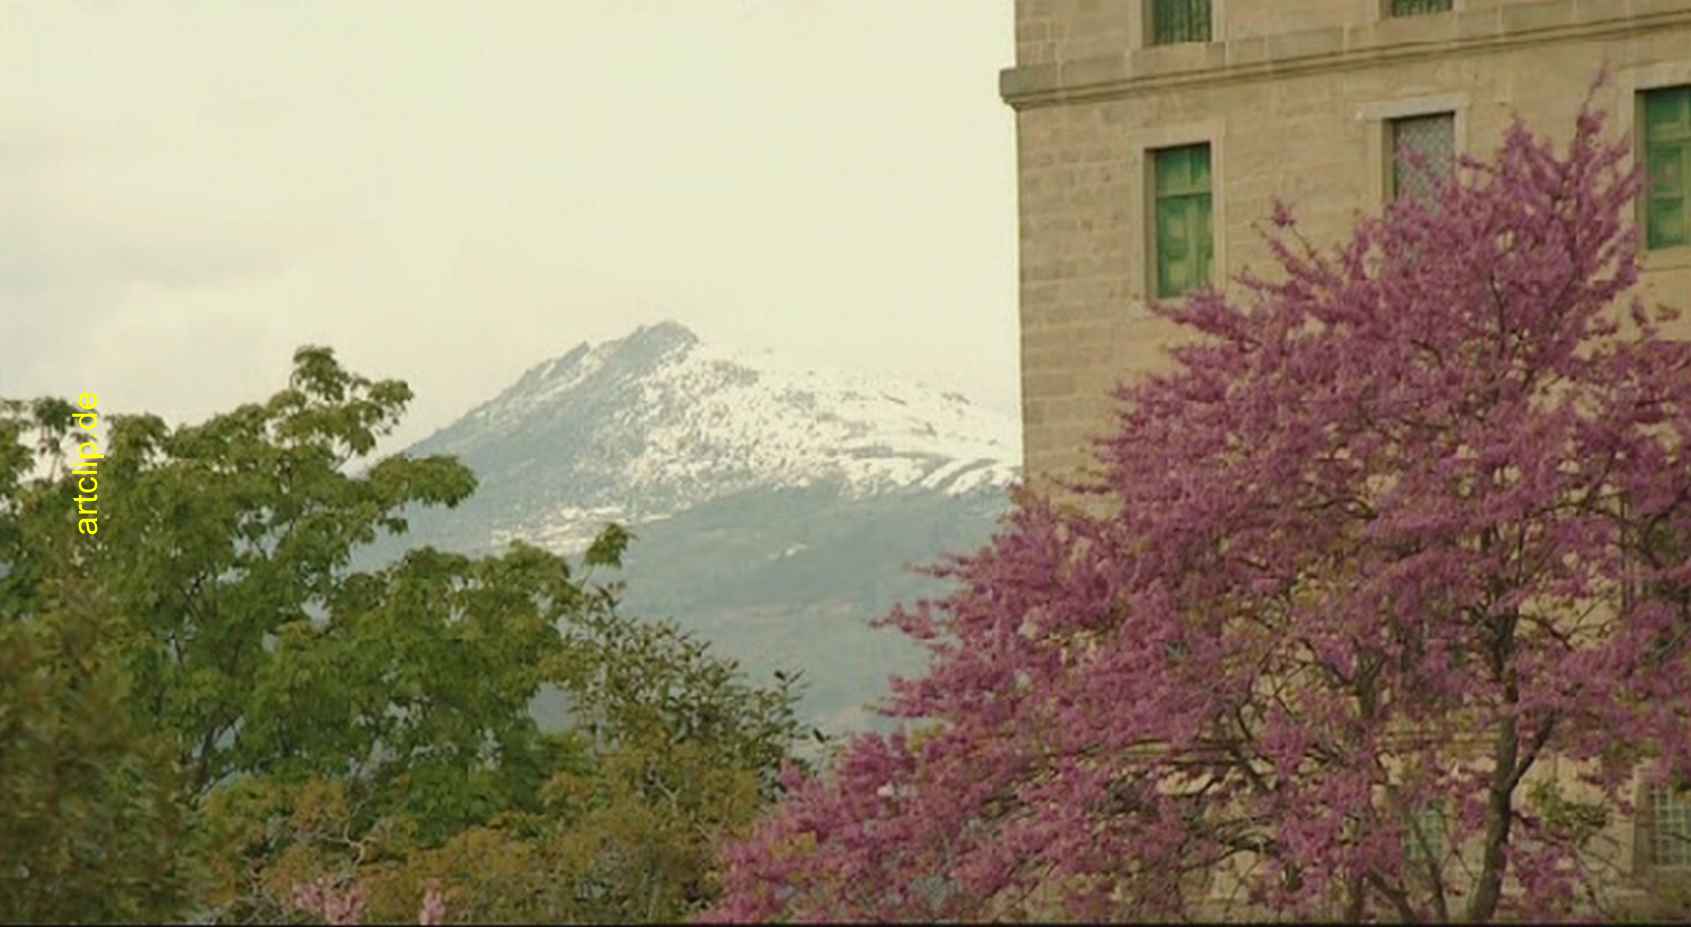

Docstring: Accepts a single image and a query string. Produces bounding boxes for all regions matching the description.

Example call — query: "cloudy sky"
[2,0,1019,453]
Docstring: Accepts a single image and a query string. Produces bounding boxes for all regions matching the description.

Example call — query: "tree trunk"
[1466,699,1519,922]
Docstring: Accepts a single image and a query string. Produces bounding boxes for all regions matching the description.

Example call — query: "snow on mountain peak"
[414,321,1020,552]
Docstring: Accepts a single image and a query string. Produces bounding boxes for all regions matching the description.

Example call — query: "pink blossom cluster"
[289,877,366,926]
[706,85,1691,924]
[289,876,447,925]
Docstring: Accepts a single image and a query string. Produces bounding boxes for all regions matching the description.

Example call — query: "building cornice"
[1000,0,1691,111]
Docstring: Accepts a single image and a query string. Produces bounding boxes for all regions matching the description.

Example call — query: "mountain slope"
[367,321,1019,733]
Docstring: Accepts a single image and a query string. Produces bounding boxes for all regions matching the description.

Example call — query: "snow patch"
[768,543,810,560]
[426,323,1021,553]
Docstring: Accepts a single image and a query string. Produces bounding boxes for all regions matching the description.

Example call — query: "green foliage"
[0,527,188,920]
[1524,779,1611,849]
[195,604,808,923]
[1,346,807,924]
[548,606,813,799]
[78,348,480,796]
[584,521,633,570]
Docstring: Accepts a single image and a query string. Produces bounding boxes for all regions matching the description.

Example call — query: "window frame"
[1148,0,1212,46]
[1641,85,1691,253]
[1134,0,1226,49]
[1363,0,1466,25]
[1387,111,1459,205]
[1355,94,1470,213]
[1403,800,1449,872]
[1132,121,1228,310]
[1635,779,1691,873]
[1151,143,1215,299]
[1615,61,1691,273]
[1388,0,1453,16]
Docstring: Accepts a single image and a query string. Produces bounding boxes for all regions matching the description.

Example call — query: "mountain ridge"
[368,320,1019,733]
[399,320,1019,556]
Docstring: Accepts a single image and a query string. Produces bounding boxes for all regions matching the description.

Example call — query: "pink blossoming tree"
[706,90,1691,923]
[290,877,448,925]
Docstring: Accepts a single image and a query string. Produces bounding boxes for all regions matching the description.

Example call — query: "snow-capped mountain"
[368,321,1020,735]
[409,320,1019,555]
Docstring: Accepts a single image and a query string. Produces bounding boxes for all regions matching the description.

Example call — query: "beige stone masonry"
[1004,1,1691,488]
[1006,0,1691,106]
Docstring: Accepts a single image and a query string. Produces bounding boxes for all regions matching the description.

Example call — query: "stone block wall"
[1003,0,1691,486]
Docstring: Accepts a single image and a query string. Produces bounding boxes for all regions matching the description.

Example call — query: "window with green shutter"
[1391,0,1453,15]
[1644,85,1691,250]
[1152,0,1211,45]
[1404,801,1448,871]
[1154,144,1213,299]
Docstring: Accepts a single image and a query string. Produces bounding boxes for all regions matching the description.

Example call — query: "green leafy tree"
[88,347,481,797]
[202,604,812,924]
[0,401,188,922]
[3,347,810,923]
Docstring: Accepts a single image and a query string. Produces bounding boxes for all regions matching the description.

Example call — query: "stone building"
[1002,0,1691,484]
[998,0,1691,915]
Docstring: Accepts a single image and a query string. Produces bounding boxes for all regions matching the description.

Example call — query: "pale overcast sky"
[1,1,1019,453]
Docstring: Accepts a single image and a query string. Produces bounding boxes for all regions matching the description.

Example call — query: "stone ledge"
[1643,245,1691,273]
[1000,0,1691,111]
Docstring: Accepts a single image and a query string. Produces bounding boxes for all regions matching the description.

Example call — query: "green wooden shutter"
[1391,0,1453,15]
[1644,86,1691,250]
[1152,0,1211,45]
[1155,144,1213,298]
[1404,801,1448,867]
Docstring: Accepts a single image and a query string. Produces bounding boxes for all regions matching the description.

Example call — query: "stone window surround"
[1617,59,1691,272]
[1124,0,1475,49]
[1365,0,1469,24]
[1135,120,1229,306]
[1126,0,1473,46]
[1129,0,1230,50]
[1356,93,1472,213]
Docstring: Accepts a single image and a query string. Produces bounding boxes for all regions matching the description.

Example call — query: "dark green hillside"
[374,478,1011,737]
[614,482,1009,732]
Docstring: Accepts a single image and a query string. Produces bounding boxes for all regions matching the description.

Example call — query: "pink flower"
[290,876,367,926]
[417,879,447,925]
[704,87,1691,924]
